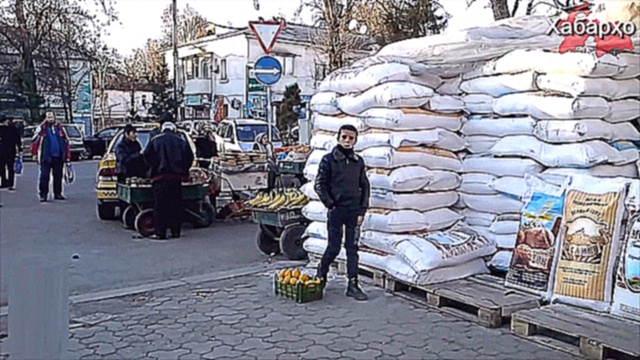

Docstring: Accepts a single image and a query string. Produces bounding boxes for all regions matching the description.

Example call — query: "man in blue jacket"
[31,111,71,202]
[314,124,370,301]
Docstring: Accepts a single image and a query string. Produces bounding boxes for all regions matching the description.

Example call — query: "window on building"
[284,57,294,75]
[201,59,210,79]
[315,64,328,81]
[220,59,228,81]
[192,58,200,78]
[185,59,193,80]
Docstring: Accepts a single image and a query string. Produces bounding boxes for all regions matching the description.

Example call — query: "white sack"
[306,149,329,166]
[361,230,402,254]
[313,114,367,133]
[304,221,327,240]
[461,117,536,137]
[300,182,319,200]
[309,132,336,151]
[490,176,529,199]
[363,208,462,233]
[390,256,490,286]
[463,156,544,177]
[302,201,328,222]
[461,193,525,214]
[359,108,464,131]
[463,94,494,114]
[473,226,518,249]
[466,135,501,154]
[534,120,640,143]
[488,251,513,273]
[358,251,388,272]
[436,76,462,96]
[460,173,498,195]
[303,163,319,182]
[490,220,521,235]
[392,224,497,273]
[370,189,459,211]
[480,50,601,77]
[318,62,442,94]
[361,146,463,172]
[613,53,640,79]
[368,167,461,192]
[607,99,640,123]
[423,95,465,113]
[460,71,537,97]
[611,213,640,321]
[336,83,435,115]
[463,209,497,227]
[542,163,639,179]
[489,136,635,168]
[310,92,341,115]
[303,237,387,272]
[358,129,465,152]
[494,93,609,119]
[537,75,640,100]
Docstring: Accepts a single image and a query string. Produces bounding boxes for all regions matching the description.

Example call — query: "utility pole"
[172,0,179,121]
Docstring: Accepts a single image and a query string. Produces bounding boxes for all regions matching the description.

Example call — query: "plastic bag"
[64,163,75,185]
[13,155,23,175]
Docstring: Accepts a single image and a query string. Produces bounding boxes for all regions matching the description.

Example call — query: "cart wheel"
[256,229,281,255]
[134,209,155,237]
[122,205,139,229]
[280,224,307,260]
[193,202,215,228]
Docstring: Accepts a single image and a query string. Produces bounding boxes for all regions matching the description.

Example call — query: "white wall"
[93,90,153,119]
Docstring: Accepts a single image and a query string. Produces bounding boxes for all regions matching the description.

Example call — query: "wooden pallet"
[385,275,540,328]
[306,254,386,288]
[511,304,640,360]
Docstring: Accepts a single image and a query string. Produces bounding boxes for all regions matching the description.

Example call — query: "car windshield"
[109,132,152,153]
[236,125,280,142]
[64,126,82,138]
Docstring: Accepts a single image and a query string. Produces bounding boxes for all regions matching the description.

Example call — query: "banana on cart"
[246,189,309,210]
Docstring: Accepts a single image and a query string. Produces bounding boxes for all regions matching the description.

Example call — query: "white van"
[214,118,283,153]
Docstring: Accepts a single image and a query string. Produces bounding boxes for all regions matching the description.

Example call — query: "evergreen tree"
[149,60,177,119]
[277,83,301,145]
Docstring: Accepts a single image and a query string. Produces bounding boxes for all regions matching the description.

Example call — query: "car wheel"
[97,203,118,220]
[84,149,93,160]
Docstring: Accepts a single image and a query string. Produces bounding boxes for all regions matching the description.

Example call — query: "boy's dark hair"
[124,124,136,134]
[337,124,358,139]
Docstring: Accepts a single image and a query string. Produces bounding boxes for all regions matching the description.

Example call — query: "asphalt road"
[0,161,269,306]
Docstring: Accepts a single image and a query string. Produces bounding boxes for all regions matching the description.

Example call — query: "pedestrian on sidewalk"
[253,132,278,191]
[31,111,71,202]
[143,119,194,240]
[0,115,22,190]
[314,124,370,301]
[115,125,145,184]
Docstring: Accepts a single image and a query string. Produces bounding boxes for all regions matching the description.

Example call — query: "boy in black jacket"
[314,124,370,301]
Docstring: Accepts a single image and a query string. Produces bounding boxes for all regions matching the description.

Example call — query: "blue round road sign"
[254,56,282,86]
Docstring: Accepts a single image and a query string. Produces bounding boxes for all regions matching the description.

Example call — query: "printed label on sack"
[546,1,636,57]
[552,189,622,302]
[412,226,495,260]
[506,191,564,294]
[612,214,640,320]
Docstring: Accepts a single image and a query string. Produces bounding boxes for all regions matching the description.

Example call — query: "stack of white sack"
[456,49,640,272]
[303,56,494,282]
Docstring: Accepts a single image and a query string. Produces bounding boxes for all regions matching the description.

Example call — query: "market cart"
[117,182,215,237]
[277,160,307,188]
[251,206,310,261]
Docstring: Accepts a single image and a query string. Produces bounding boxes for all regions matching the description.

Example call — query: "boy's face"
[338,129,357,149]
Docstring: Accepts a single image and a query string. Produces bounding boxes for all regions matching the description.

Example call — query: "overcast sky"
[101,0,497,56]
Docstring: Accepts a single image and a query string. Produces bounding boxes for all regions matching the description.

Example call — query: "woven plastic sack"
[312,114,367,133]
[367,167,461,192]
[370,189,458,211]
[310,92,341,115]
[463,155,544,177]
[537,75,640,100]
[460,71,537,97]
[461,193,525,214]
[362,146,463,172]
[358,129,465,152]
[336,83,435,115]
[534,120,640,143]
[461,116,536,137]
[494,93,609,119]
[466,135,500,154]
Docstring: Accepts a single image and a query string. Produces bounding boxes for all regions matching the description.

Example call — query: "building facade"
[165,23,374,122]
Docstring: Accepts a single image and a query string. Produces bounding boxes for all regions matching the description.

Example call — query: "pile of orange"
[277,268,321,286]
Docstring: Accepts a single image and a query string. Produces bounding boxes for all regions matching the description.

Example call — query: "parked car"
[21,123,85,161]
[84,123,158,159]
[95,124,196,220]
[214,119,282,154]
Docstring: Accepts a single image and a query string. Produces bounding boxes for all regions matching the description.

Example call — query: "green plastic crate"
[273,274,323,303]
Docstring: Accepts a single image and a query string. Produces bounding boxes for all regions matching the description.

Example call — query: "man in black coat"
[115,125,144,183]
[314,124,370,301]
[0,116,22,190]
[143,122,194,240]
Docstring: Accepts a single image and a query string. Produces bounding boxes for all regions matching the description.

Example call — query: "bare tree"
[121,49,149,120]
[92,46,120,130]
[467,0,547,20]
[160,4,210,47]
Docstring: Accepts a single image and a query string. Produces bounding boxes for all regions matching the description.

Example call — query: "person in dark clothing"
[194,124,217,168]
[115,125,145,183]
[143,122,194,240]
[31,111,71,202]
[0,117,22,190]
[314,124,370,301]
[253,132,279,190]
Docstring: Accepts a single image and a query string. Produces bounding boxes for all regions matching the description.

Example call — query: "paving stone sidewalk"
[2,271,576,360]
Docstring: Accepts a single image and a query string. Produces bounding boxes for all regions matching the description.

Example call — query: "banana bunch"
[246,189,309,210]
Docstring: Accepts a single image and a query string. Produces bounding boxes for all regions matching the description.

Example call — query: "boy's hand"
[357,216,364,226]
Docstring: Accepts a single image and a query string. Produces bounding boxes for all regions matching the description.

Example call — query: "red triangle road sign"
[249,20,286,55]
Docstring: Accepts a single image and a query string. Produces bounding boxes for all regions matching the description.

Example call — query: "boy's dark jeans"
[319,206,360,279]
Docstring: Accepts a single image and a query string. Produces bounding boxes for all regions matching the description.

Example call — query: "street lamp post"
[172,0,179,121]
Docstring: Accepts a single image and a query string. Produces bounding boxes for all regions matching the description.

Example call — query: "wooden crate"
[385,275,540,328]
[511,304,640,360]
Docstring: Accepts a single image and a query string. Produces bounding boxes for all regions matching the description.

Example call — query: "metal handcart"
[117,181,214,237]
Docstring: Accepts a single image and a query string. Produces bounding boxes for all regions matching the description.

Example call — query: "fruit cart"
[251,206,309,260]
[117,182,215,237]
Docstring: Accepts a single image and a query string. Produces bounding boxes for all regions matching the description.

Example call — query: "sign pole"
[266,85,272,143]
